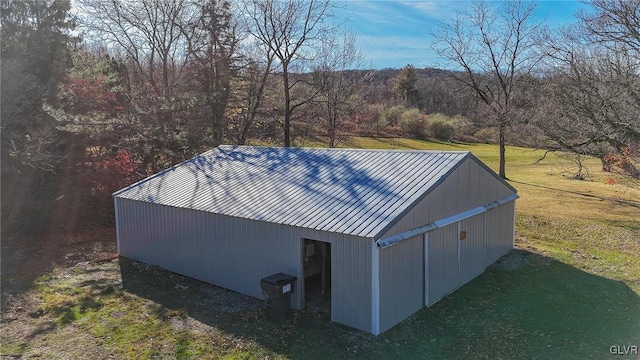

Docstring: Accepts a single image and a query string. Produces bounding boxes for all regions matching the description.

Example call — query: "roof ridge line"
[219,144,469,154]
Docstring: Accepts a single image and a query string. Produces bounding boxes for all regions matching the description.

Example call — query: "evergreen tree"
[1,0,75,171]
[1,0,75,234]
[394,64,419,106]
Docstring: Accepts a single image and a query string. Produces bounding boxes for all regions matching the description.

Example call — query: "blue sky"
[336,1,590,69]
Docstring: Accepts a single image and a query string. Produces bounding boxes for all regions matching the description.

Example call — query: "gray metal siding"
[427,223,459,305]
[484,201,516,266]
[116,198,301,301]
[115,198,373,332]
[380,158,516,239]
[459,215,486,285]
[331,234,372,333]
[378,234,423,333]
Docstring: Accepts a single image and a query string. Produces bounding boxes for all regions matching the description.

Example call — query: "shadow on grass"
[598,218,640,232]
[119,250,640,359]
[52,295,104,326]
[510,180,640,209]
[0,228,117,303]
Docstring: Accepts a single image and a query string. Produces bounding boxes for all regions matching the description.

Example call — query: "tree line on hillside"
[1,0,638,236]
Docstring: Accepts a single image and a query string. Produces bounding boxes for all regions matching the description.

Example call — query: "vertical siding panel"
[169,206,178,269]
[331,235,372,333]
[137,200,146,257]
[476,164,489,204]
[428,184,445,224]
[459,214,485,285]
[468,160,481,207]
[118,201,295,301]
[154,204,162,259]
[485,164,494,204]
[127,199,135,255]
[188,209,200,277]
[128,199,136,255]
[428,223,459,305]
[485,201,516,266]
[163,206,173,270]
[115,199,123,254]
[456,161,471,213]
[115,172,515,336]
[142,202,150,256]
[115,199,122,254]
[443,170,458,216]
[136,200,143,254]
[379,234,423,333]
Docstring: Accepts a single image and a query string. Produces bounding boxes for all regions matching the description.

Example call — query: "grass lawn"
[2,137,639,359]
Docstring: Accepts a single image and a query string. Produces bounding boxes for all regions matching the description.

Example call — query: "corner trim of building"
[423,232,429,306]
[114,197,121,254]
[371,240,380,335]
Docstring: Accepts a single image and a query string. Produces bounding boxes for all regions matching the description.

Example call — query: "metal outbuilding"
[113,145,518,335]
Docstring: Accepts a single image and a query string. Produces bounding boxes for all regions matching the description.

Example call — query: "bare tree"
[243,0,338,147]
[579,0,640,57]
[311,30,369,147]
[226,45,275,145]
[539,45,638,156]
[579,0,640,147]
[78,0,201,169]
[432,0,544,178]
[79,0,242,159]
[536,0,640,177]
[180,0,239,146]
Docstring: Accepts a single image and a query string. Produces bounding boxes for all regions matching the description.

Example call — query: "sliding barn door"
[427,223,459,305]
[459,215,485,286]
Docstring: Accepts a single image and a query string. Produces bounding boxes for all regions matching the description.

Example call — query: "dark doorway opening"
[302,239,331,313]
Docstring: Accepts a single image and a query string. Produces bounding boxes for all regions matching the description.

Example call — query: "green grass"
[2,136,639,359]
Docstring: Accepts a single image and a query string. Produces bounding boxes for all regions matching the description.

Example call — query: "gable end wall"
[380,158,515,239]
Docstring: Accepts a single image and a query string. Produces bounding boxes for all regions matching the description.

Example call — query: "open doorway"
[302,239,331,313]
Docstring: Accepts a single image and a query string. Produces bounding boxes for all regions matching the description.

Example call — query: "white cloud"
[397,1,439,15]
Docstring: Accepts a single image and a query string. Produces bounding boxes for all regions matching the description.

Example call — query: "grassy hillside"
[2,137,638,359]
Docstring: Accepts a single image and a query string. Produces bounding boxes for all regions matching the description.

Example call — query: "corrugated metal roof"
[114,145,470,238]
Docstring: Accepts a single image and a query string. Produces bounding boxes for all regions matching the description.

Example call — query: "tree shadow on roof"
[119,146,417,236]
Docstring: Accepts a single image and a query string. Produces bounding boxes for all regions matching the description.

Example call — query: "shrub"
[425,113,474,141]
[75,149,138,228]
[376,113,388,130]
[400,108,426,139]
[427,115,456,141]
[603,145,639,177]
[380,105,406,127]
